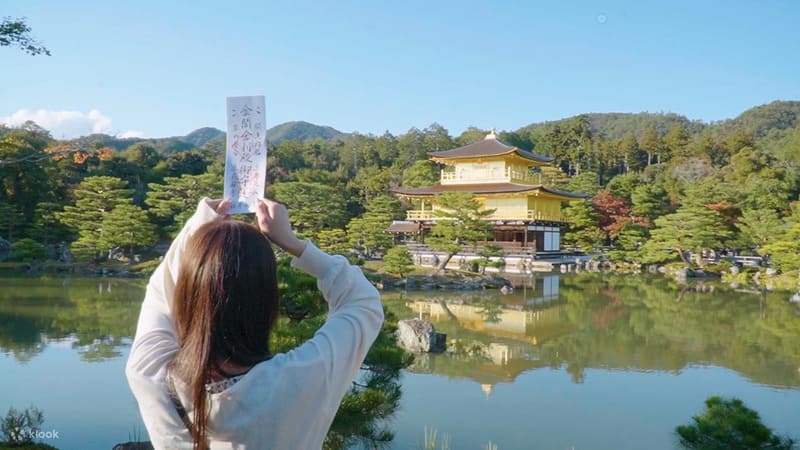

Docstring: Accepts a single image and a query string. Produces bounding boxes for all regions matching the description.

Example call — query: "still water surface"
[1,274,798,449]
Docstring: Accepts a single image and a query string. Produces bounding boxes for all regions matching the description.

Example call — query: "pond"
[1,274,799,449]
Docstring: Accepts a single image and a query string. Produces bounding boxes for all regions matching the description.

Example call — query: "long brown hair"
[171,220,279,449]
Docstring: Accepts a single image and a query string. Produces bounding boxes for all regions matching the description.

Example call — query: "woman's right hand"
[256,198,307,257]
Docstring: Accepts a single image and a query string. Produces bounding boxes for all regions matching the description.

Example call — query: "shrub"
[9,239,45,262]
[676,396,796,449]
[1,405,44,446]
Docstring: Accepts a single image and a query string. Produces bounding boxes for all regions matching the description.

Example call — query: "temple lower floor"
[391,221,565,252]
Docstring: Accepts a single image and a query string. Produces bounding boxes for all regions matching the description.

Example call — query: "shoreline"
[3,257,799,293]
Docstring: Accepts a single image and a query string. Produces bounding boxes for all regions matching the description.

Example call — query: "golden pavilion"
[391,131,584,253]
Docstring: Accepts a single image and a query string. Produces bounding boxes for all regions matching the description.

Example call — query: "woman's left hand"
[206,198,232,217]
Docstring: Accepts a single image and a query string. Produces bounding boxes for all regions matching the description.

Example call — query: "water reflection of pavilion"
[404,274,575,397]
[408,274,572,345]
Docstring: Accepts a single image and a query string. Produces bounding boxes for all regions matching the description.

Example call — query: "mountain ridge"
[48,100,800,152]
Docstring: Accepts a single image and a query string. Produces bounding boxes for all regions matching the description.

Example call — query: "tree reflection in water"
[0,278,142,363]
[391,272,800,389]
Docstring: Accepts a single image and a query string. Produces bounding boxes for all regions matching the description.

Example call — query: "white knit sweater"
[125,199,384,449]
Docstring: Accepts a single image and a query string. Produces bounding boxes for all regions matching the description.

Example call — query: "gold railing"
[406,209,562,222]
[440,167,542,185]
[406,210,435,220]
[527,210,562,222]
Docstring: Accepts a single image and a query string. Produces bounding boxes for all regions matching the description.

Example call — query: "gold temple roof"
[391,182,586,199]
[428,132,552,164]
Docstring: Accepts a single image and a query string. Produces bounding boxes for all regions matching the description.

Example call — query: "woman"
[126,197,384,449]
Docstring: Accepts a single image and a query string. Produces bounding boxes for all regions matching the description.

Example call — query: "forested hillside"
[267,121,344,144]
[1,100,799,272]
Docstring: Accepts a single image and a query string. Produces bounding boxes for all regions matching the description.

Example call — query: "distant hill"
[517,112,706,141]
[714,100,800,137]
[65,128,224,154]
[181,127,225,147]
[267,121,344,144]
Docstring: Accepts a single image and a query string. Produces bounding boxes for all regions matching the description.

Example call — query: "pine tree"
[427,192,494,271]
[346,195,404,258]
[55,176,134,261]
[759,223,800,272]
[270,181,349,239]
[676,396,795,450]
[737,208,783,248]
[562,200,604,252]
[145,173,222,237]
[383,246,414,278]
[317,229,350,256]
[98,204,157,257]
[639,198,731,265]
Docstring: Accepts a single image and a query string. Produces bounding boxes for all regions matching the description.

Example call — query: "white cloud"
[120,130,145,139]
[0,108,118,138]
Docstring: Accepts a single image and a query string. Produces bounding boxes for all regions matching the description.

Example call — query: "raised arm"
[256,199,384,399]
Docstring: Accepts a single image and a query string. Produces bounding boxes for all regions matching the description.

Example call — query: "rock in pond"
[396,318,446,353]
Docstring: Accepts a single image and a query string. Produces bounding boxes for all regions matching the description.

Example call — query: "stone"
[396,318,446,353]
[113,442,154,450]
[729,265,741,275]
[0,237,10,261]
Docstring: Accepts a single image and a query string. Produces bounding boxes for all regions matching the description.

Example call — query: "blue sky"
[1,0,799,139]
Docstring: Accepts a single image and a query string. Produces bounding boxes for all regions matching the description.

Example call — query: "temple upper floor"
[430,131,553,186]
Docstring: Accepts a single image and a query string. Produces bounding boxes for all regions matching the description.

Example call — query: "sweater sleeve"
[287,242,385,405]
[125,198,223,448]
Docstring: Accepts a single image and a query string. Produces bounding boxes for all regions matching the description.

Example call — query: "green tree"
[316,229,350,256]
[566,172,600,196]
[0,203,24,241]
[476,243,505,274]
[605,173,641,202]
[0,17,50,55]
[29,201,74,245]
[0,127,52,230]
[422,123,454,152]
[55,176,134,261]
[383,246,414,278]
[349,166,394,204]
[639,197,731,265]
[616,132,645,173]
[347,217,393,258]
[737,209,783,249]
[561,200,604,252]
[606,223,650,262]
[631,183,671,221]
[639,127,663,166]
[346,195,404,258]
[402,160,440,187]
[427,192,494,272]
[676,396,795,450]
[270,182,349,239]
[364,195,405,220]
[664,123,689,160]
[145,173,222,237]
[454,127,488,147]
[98,204,157,257]
[759,223,800,272]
